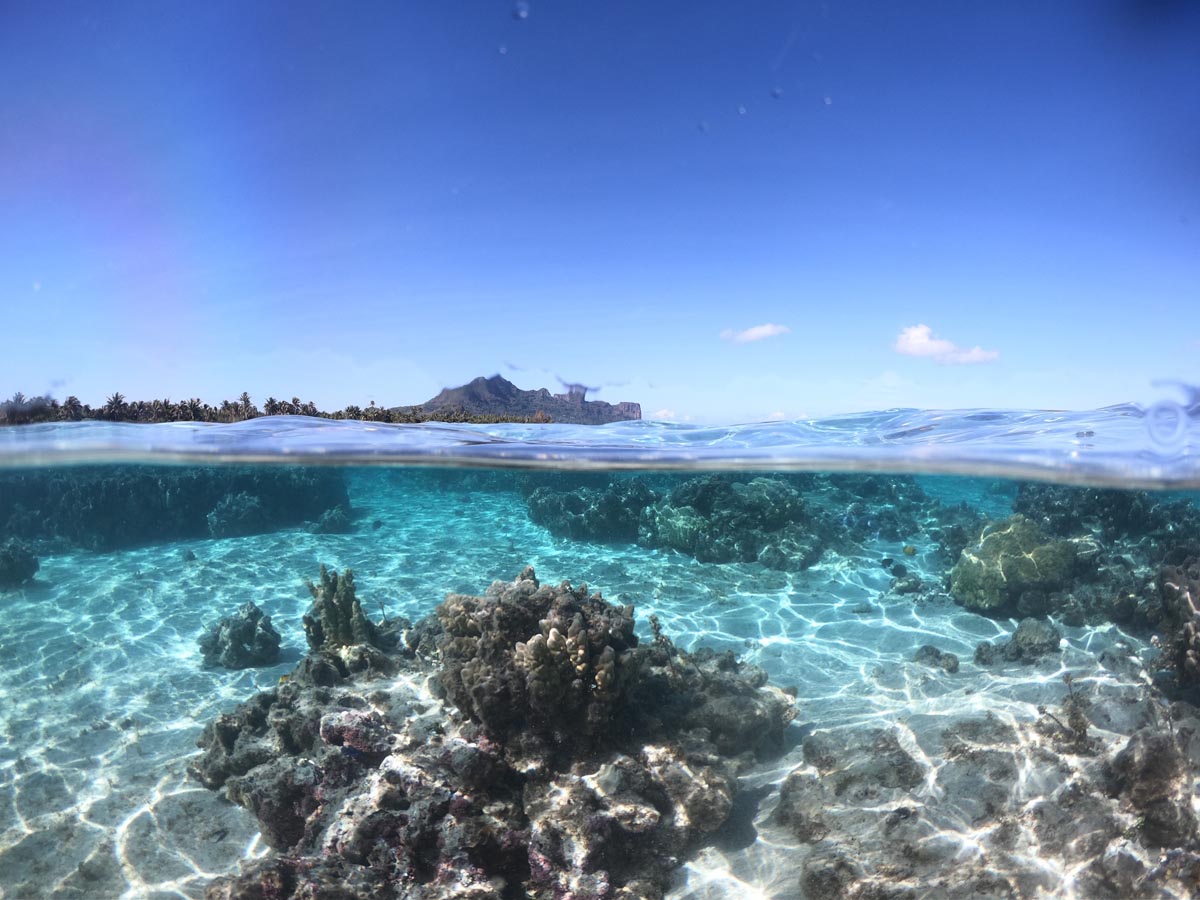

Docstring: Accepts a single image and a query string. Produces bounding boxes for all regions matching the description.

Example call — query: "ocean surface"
[1,407,1199,899]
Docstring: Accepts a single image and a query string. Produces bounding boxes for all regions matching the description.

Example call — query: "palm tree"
[263,397,281,416]
[61,396,84,421]
[103,392,128,420]
[239,392,253,419]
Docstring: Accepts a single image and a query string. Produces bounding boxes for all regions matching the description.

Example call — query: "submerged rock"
[774,709,1200,900]
[913,644,959,673]
[197,601,281,669]
[974,618,1063,666]
[1104,727,1199,848]
[950,514,1080,614]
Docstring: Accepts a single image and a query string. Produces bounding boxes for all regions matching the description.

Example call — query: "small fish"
[902,545,917,556]
[278,674,290,684]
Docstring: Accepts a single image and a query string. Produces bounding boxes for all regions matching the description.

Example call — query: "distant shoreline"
[1,375,642,427]
[0,392,557,427]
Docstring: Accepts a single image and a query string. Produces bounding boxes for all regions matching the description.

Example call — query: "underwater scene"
[1,414,1200,900]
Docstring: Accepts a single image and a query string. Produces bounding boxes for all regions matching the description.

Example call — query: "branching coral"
[302,564,387,652]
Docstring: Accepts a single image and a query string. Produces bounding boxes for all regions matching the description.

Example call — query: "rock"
[0,538,38,589]
[1013,483,1200,543]
[1104,728,1198,848]
[802,729,925,797]
[197,601,282,669]
[435,566,636,744]
[775,771,830,842]
[800,848,862,900]
[949,515,1080,614]
[913,645,959,673]
[1005,618,1063,662]
[974,618,1062,666]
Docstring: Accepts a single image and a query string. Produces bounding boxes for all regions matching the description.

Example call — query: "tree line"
[0,392,555,426]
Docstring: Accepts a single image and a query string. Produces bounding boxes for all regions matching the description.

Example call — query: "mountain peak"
[414,375,640,424]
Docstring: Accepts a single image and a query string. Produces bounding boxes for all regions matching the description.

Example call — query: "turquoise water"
[1,412,1199,899]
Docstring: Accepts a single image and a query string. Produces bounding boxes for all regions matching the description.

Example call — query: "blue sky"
[1,1,1197,422]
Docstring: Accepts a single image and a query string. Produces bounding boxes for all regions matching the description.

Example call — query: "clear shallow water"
[0,415,1199,899]
[1,403,1198,486]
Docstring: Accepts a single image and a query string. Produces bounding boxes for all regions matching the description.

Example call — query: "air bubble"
[512,1,530,19]
[737,105,747,116]
[1146,401,1188,448]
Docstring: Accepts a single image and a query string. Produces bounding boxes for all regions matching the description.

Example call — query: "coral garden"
[524,472,941,573]
[194,567,795,899]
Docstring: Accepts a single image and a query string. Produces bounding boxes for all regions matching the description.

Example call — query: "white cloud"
[720,323,790,343]
[894,324,999,365]
[767,410,788,420]
[652,408,678,420]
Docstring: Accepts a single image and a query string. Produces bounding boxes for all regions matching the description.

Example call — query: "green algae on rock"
[950,514,1082,613]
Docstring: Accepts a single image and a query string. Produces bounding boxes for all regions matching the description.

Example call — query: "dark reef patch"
[0,538,38,590]
[0,465,350,552]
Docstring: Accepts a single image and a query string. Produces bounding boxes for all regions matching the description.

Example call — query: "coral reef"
[310,504,353,534]
[1158,555,1200,692]
[206,491,267,538]
[526,478,658,543]
[0,464,350,551]
[302,565,394,654]
[638,475,830,570]
[950,514,1082,614]
[1014,483,1200,545]
[773,705,1200,900]
[195,567,796,899]
[0,538,38,590]
[198,601,282,669]
[435,566,636,744]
